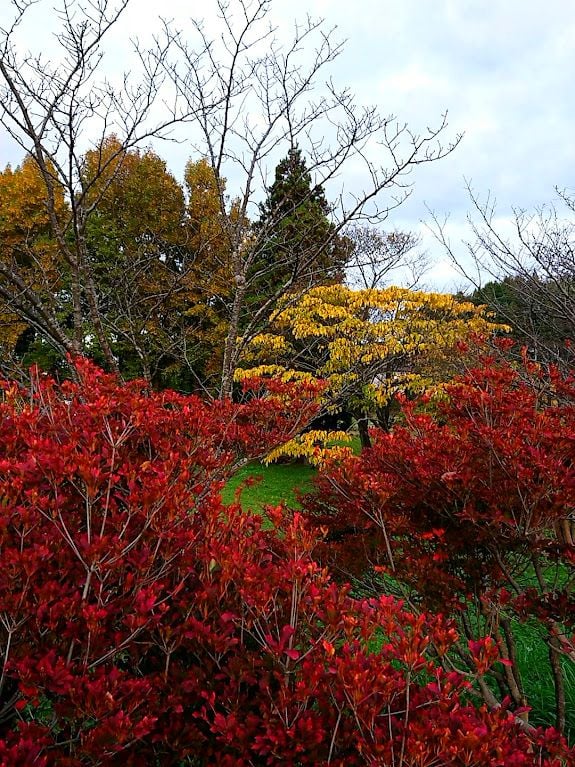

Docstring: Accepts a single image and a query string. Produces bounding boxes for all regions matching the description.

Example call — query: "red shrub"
[303,352,575,738]
[0,359,572,764]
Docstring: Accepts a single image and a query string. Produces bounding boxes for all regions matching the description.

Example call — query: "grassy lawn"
[512,619,575,736]
[221,460,316,518]
[221,435,359,515]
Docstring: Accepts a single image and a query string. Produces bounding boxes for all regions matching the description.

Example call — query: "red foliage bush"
[303,351,575,738]
[0,359,572,764]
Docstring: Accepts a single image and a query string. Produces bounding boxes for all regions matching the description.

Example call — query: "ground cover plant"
[0,359,573,764]
[302,347,575,742]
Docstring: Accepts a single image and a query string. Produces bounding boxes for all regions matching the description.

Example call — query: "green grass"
[221,460,317,519]
[221,434,359,516]
[511,619,575,738]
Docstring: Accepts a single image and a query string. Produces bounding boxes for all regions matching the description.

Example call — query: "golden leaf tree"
[0,157,69,370]
[83,143,252,391]
[81,136,192,383]
[237,284,508,450]
[182,158,247,389]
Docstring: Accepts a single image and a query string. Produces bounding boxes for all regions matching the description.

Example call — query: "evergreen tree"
[251,147,349,300]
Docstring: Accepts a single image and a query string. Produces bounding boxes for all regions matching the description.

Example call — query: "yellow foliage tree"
[83,136,185,250]
[237,284,508,451]
[0,157,68,363]
[182,158,237,385]
[82,146,253,390]
[81,136,191,381]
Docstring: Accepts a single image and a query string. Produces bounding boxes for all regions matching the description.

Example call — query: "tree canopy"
[237,283,507,448]
[0,0,459,394]
[251,146,350,299]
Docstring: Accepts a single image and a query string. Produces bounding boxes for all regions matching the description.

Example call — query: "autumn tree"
[0,138,242,390]
[0,157,69,374]
[81,138,246,392]
[183,158,233,291]
[0,0,199,375]
[181,158,248,390]
[238,284,506,448]
[80,136,193,382]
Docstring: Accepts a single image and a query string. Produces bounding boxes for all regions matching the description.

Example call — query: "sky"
[2,0,575,290]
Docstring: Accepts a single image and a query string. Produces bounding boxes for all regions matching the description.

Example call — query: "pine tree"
[251,147,349,298]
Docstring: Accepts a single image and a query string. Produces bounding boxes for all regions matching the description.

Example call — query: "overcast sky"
[298,0,575,288]
[2,0,574,290]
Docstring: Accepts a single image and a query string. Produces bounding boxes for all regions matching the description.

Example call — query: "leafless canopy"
[344,224,427,290]
[429,181,575,365]
[158,0,461,394]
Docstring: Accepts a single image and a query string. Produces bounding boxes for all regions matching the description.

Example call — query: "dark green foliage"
[250,147,350,301]
[471,275,574,362]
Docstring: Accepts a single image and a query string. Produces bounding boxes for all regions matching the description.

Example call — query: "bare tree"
[344,224,427,290]
[429,182,575,365]
[161,0,461,396]
[0,0,199,372]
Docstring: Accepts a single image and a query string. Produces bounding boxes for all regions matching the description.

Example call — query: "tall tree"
[181,158,241,390]
[251,146,349,301]
[0,0,197,374]
[81,136,190,382]
[0,157,70,373]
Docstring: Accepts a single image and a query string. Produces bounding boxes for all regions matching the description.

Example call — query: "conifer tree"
[251,147,349,299]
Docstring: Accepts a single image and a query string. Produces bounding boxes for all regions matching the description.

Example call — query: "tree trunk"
[376,403,393,431]
[83,263,119,374]
[357,415,371,449]
[548,634,566,734]
[220,267,247,399]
